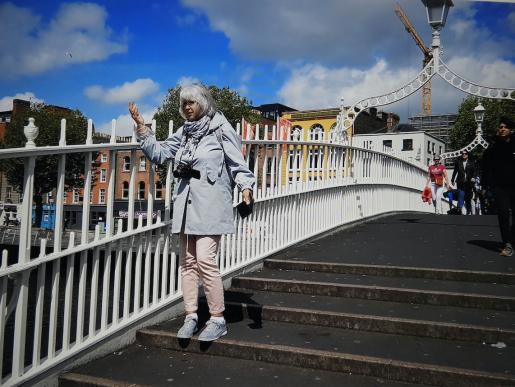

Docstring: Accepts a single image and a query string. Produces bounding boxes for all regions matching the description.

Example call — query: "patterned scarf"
[176,114,212,167]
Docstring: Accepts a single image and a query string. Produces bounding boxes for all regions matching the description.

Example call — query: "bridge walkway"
[60,213,515,387]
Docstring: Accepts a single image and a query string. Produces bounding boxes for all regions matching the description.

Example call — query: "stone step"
[137,316,515,387]
[264,259,515,284]
[220,290,515,345]
[232,269,515,311]
[59,343,423,387]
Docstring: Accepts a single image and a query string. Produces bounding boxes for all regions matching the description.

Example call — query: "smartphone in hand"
[236,200,254,218]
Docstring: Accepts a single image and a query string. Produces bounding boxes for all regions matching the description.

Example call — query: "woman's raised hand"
[128,102,144,125]
[128,102,149,138]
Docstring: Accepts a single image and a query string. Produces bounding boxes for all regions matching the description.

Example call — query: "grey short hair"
[179,84,217,120]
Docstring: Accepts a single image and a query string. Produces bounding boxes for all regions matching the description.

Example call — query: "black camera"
[173,164,200,179]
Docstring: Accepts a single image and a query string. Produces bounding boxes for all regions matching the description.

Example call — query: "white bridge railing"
[0,118,430,386]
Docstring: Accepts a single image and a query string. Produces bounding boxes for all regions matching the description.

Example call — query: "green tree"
[450,96,515,153]
[0,103,89,195]
[153,84,261,141]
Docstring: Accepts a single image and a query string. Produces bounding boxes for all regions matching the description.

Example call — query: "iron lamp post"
[338,0,514,151]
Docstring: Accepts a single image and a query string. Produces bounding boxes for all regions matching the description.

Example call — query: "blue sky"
[1,0,514,135]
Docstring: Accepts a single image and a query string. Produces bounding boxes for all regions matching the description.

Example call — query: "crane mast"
[394,4,432,115]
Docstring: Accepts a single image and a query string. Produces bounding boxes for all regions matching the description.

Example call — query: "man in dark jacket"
[481,116,515,257]
[451,150,476,215]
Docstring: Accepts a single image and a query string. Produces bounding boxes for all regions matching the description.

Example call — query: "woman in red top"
[426,155,450,214]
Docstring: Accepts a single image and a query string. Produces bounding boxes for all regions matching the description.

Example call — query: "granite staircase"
[60,214,515,387]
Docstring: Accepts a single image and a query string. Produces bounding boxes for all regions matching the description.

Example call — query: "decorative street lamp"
[337,0,515,153]
[473,102,485,125]
[440,101,488,160]
[421,0,453,29]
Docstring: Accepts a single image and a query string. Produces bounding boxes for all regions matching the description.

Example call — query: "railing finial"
[24,117,39,147]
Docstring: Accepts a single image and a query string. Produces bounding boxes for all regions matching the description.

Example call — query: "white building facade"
[353,131,446,167]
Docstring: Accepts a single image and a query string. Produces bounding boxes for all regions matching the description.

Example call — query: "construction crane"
[394,3,432,115]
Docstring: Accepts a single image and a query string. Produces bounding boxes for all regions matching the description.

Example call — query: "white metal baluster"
[31,242,46,368]
[133,215,144,313]
[81,119,93,244]
[147,120,156,227]
[152,235,161,304]
[101,242,112,331]
[128,129,137,231]
[11,269,29,378]
[123,235,134,319]
[161,230,170,297]
[106,120,117,236]
[113,219,123,324]
[47,255,60,361]
[170,248,177,296]
[143,230,152,309]
[0,251,9,379]
[88,226,101,339]
[62,233,76,351]
[18,126,36,263]
[75,251,88,344]
[54,119,67,252]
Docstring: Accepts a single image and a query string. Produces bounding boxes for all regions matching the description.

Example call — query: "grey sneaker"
[500,244,514,257]
[177,316,198,339]
[198,319,227,341]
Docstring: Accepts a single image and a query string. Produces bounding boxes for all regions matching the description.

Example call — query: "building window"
[383,140,392,148]
[99,189,106,204]
[101,153,108,163]
[73,189,79,204]
[266,159,273,175]
[309,124,323,141]
[288,150,301,172]
[122,182,129,199]
[427,141,431,153]
[138,182,145,200]
[290,126,302,141]
[123,156,131,171]
[90,191,93,203]
[155,181,163,199]
[139,156,146,171]
[100,169,107,183]
[309,149,323,171]
[6,186,12,200]
[402,139,413,151]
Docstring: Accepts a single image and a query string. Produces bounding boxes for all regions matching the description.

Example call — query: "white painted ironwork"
[337,6,515,143]
[0,117,430,386]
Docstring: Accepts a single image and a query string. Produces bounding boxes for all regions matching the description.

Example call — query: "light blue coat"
[139,112,255,235]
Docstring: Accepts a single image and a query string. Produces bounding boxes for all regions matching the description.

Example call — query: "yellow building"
[281,108,345,185]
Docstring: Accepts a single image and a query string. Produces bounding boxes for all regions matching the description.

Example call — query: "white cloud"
[0,92,44,111]
[182,0,514,117]
[278,60,418,111]
[0,2,127,78]
[177,76,201,86]
[181,0,443,67]
[97,106,158,136]
[84,79,159,104]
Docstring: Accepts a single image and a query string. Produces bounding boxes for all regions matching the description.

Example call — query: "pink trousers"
[179,234,224,315]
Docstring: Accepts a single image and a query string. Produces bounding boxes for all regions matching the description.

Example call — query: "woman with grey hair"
[128,84,255,341]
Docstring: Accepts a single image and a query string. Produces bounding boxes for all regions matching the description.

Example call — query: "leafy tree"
[153,84,261,141]
[450,96,515,153]
[0,103,89,195]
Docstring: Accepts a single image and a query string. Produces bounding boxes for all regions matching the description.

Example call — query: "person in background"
[426,154,450,214]
[129,84,255,340]
[451,150,476,215]
[481,115,515,257]
[444,187,464,215]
